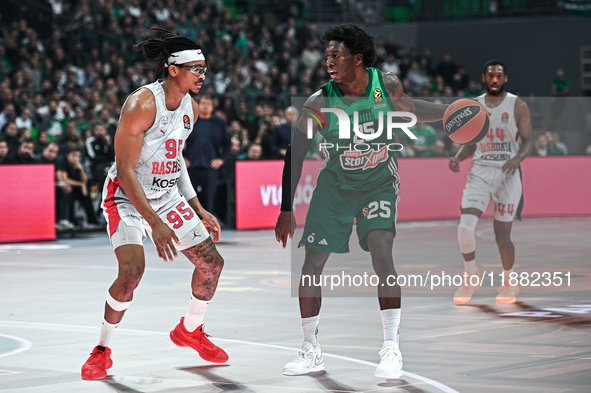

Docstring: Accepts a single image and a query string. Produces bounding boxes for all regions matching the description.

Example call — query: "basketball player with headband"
[81,29,228,380]
[449,59,533,305]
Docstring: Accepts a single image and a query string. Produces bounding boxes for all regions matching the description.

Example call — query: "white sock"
[464,259,477,274]
[302,316,319,345]
[183,294,210,332]
[381,308,400,343]
[504,267,514,285]
[98,318,119,347]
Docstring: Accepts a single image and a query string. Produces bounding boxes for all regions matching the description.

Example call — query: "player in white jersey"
[82,29,228,380]
[449,59,533,305]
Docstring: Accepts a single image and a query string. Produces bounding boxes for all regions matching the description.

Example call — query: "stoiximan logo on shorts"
[303,106,418,170]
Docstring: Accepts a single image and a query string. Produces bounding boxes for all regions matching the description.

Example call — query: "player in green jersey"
[275,23,448,379]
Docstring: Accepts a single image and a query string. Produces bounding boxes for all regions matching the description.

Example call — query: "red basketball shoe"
[170,318,229,363]
[81,345,112,380]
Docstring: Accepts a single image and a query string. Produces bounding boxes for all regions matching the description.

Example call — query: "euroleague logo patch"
[373,88,383,103]
[183,114,190,129]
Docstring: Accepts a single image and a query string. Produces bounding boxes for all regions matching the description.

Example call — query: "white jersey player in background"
[449,59,533,305]
[81,29,229,381]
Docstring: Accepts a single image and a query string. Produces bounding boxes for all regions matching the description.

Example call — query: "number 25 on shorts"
[365,201,391,220]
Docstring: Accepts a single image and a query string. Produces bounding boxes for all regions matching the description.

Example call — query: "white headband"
[165,49,205,67]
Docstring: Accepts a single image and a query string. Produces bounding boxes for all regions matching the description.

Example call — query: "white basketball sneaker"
[283,341,325,376]
[496,281,520,304]
[374,341,403,379]
[453,268,482,305]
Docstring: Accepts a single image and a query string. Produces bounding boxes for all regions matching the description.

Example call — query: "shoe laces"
[292,346,315,363]
[379,347,400,363]
[87,349,106,366]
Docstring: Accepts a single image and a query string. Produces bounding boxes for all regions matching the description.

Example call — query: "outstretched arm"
[382,72,448,122]
[275,92,319,248]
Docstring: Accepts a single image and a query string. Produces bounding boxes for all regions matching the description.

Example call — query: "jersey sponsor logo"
[183,115,191,129]
[160,115,168,126]
[479,141,513,153]
[479,153,511,161]
[152,160,182,175]
[151,176,178,189]
[340,145,389,170]
[373,88,383,103]
[502,112,509,123]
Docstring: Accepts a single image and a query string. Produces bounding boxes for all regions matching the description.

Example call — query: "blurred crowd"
[0,0,576,228]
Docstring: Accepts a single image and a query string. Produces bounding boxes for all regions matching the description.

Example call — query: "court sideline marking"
[0,320,459,393]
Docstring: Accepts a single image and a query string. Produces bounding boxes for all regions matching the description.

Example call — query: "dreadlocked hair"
[321,23,377,67]
[133,27,202,77]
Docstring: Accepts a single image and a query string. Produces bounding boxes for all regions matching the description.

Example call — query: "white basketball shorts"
[102,179,208,250]
[461,164,522,222]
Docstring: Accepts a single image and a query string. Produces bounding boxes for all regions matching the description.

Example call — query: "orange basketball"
[443,99,490,145]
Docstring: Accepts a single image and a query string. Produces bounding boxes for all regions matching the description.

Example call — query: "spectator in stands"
[270,106,297,159]
[85,123,114,215]
[531,133,549,156]
[435,52,458,86]
[35,141,59,165]
[410,122,439,157]
[59,121,85,156]
[184,95,231,216]
[463,81,481,97]
[0,140,10,165]
[0,103,16,131]
[2,122,20,153]
[381,54,400,76]
[545,130,568,155]
[240,142,263,160]
[56,147,101,228]
[36,99,64,141]
[551,69,570,97]
[300,40,322,70]
[34,129,50,156]
[406,62,429,96]
[15,107,33,131]
[7,139,36,164]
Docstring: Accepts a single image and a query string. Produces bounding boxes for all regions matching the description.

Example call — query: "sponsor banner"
[234,157,591,230]
[0,165,56,243]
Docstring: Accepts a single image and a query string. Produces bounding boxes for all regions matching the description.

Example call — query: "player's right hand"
[152,220,179,262]
[449,157,460,172]
[275,211,295,249]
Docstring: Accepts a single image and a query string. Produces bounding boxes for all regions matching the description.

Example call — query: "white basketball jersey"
[106,81,194,199]
[472,93,519,167]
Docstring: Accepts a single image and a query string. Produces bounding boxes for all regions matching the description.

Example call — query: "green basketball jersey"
[318,68,399,191]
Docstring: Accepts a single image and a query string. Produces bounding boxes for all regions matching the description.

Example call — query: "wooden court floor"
[0,217,589,392]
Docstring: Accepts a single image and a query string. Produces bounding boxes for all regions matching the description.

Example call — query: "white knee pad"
[458,214,478,254]
[106,291,131,312]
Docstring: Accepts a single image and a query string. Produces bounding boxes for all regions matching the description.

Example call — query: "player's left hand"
[201,211,221,243]
[275,211,295,249]
[501,157,520,176]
